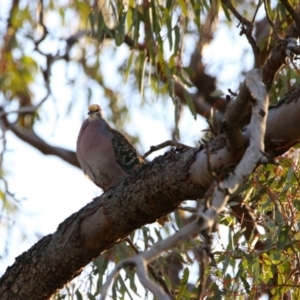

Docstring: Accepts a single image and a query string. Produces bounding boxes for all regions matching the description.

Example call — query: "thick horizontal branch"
[0,147,203,299]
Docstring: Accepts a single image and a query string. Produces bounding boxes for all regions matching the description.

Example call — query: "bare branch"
[124,238,174,299]
[263,0,282,41]
[0,87,50,118]
[100,213,217,300]
[0,112,79,168]
[143,140,192,158]
[221,0,261,68]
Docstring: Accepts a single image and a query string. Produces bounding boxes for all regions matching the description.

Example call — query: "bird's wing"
[111,129,145,174]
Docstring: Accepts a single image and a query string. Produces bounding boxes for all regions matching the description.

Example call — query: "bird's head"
[88,104,103,120]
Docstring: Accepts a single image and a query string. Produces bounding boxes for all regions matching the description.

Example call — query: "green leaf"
[164,9,173,50]
[133,8,140,44]
[276,226,289,250]
[75,290,83,300]
[294,200,300,211]
[137,51,147,94]
[89,11,96,35]
[210,89,225,97]
[252,257,260,282]
[93,255,109,293]
[124,51,135,83]
[118,275,134,300]
[163,63,174,98]
[115,27,124,46]
[220,215,234,226]
[115,11,127,46]
[127,7,133,31]
[174,25,180,54]
[87,293,96,300]
[222,254,231,274]
[110,1,118,22]
[97,11,106,42]
[190,0,201,31]
[166,0,173,10]
[176,267,189,300]
[178,72,194,88]
[221,2,231,21]
[150,0,160,34]
[231,181,252,197]
[183,90,197,120]
[240,271,250,293]
[177,0,188,16]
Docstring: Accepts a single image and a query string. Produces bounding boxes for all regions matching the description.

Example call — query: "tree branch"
[100,214,216,300]
[0,112,79,168]
[221,0,261,68]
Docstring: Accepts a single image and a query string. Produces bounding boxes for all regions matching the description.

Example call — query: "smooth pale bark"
[1,90,300,299]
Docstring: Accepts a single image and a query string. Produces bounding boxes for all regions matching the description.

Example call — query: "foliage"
[213,149,300,299]
[1,0,300,299]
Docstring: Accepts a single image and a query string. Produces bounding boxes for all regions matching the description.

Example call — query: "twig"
[177,206,197,213]
[0,86,50,118]
[221,0,261,68]
[143,140,192,158]
[100,212,218,300]
[197,246,208,299]
[124,237,174,299]
[252,0,263,23]
[228,88,237,96]
[34,0,48,46]
[205,119,218,138]
[263,0,282,41]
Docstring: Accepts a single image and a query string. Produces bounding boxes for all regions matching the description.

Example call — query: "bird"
[76,104,169,225]
[76,104,144,191]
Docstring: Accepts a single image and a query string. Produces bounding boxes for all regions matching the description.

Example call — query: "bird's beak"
[87,111,92,115]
